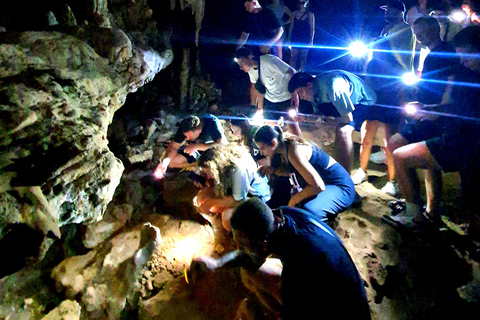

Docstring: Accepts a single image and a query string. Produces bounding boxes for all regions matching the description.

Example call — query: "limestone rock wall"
[0,1,173,238]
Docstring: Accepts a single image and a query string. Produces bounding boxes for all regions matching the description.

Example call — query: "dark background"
[199,0,403,106]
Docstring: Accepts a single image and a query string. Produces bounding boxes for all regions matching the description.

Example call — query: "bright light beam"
[450,9,467,23]
[402,72,419,85]
[348,41,369,57]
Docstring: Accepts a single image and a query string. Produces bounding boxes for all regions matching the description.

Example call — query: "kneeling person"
[154,114,228,179]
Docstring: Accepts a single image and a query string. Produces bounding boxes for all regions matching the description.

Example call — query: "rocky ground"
[2,111,480,319]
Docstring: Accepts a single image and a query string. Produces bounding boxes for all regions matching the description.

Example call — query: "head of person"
[297,0,310,10]
[235,47,257,73]
[288,72,315,102]
[179,115,203,141]
[229,114,252,140]
[198,144,249,196]
[230,198,275,263]
[413,16,441,47]
[254,125,285,158]
[462,0,480,16]
[244,0,261,13]
[381,0,406,24]
[453,25,480,72]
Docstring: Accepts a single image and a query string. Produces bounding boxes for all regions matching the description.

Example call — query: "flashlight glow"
[252,110,264,126]
[402,72,419,85]
[450,10,467,23]
[288,108,297,118]
[348,41,369,57]
[405,103,418,115]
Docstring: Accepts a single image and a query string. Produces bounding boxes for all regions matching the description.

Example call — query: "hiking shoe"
[351,168,367,185]
[382,213,422,230]
[370,150,388,165]
[381,181,397,197]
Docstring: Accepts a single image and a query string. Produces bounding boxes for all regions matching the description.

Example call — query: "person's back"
[243,5,282,53]
[269,206,371,319]
[417,41,458,104]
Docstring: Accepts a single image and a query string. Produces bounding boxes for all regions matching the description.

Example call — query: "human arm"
[287,144,325,207]
[287,13,295,42]
[184,137,225,155]
[191,250,256,271]
[238,31,249,49]
[260,27,284,54]
[250,83,265,109]
[308,12,315,46]
[154,141,181,179]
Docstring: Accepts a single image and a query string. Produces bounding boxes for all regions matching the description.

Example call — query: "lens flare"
[252,110,264,126]
[450,10,467,23]
[288,108,297,118]
[405,103,418,115]
[402,72,419,85]
[348,41,369,57]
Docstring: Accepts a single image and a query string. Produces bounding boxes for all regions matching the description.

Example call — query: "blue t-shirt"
[269,206,371,320]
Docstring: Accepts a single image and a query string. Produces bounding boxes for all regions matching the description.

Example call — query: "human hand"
[258,165,274,176]
[153,160,168,179]
[191,256,220,271]
[184,144,198,155]
[260,45,270,54]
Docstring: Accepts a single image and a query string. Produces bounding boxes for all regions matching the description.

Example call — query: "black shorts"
[426,129,480,173]
[264,99,291,121]
[177,145,201,164]
[400,120,444,144]
[352,104,403,132]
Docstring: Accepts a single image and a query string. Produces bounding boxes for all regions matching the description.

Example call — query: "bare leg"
[382,123,396,181]
[393,141,442,205]
[276,39,283,61]
[359,120,381,171]
[424,169,443,213]
[335,124,355,173]
[240,258,283,315]
[287,122,301,137]
[389,133,442,212]
[169,154,193,169]
[299,48,308,71]
[290,48,298,70]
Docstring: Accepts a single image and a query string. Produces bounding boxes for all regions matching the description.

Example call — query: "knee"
[388,134,407,153]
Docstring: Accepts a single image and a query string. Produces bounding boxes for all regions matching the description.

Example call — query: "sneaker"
[370,150,387,165]
[382,213,420,230]
[388,199,406,215]
[381,181,397,197]
[351,168,367,185]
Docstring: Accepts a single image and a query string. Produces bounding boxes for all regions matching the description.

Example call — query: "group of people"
[238,0,315,71]
[152,0,480,318]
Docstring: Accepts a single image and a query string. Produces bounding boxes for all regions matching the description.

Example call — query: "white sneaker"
[370,150,387,165]
[351,168,367,185]
[381,181,397,197]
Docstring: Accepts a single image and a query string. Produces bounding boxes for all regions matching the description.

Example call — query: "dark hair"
[288,72,315,93]
[453,26,480,52]
[413,16,441,35]
[254,125,284,146]
[235,47,254,59]
[229,114,251,136]
[178,115,202,133]
[230,198,275,240]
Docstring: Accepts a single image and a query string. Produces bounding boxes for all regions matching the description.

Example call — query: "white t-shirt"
[248,54,294,103]
[231,154,271,202]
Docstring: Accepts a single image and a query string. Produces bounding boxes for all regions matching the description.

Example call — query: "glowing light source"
[405,103,418,115]
[252,109,264,126]
[348,41,369,57]
[288,108,297,118]
[450,9,467,23]
[402,72,419,85]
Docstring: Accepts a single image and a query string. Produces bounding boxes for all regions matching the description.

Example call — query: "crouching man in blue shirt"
[192,197,371,320]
